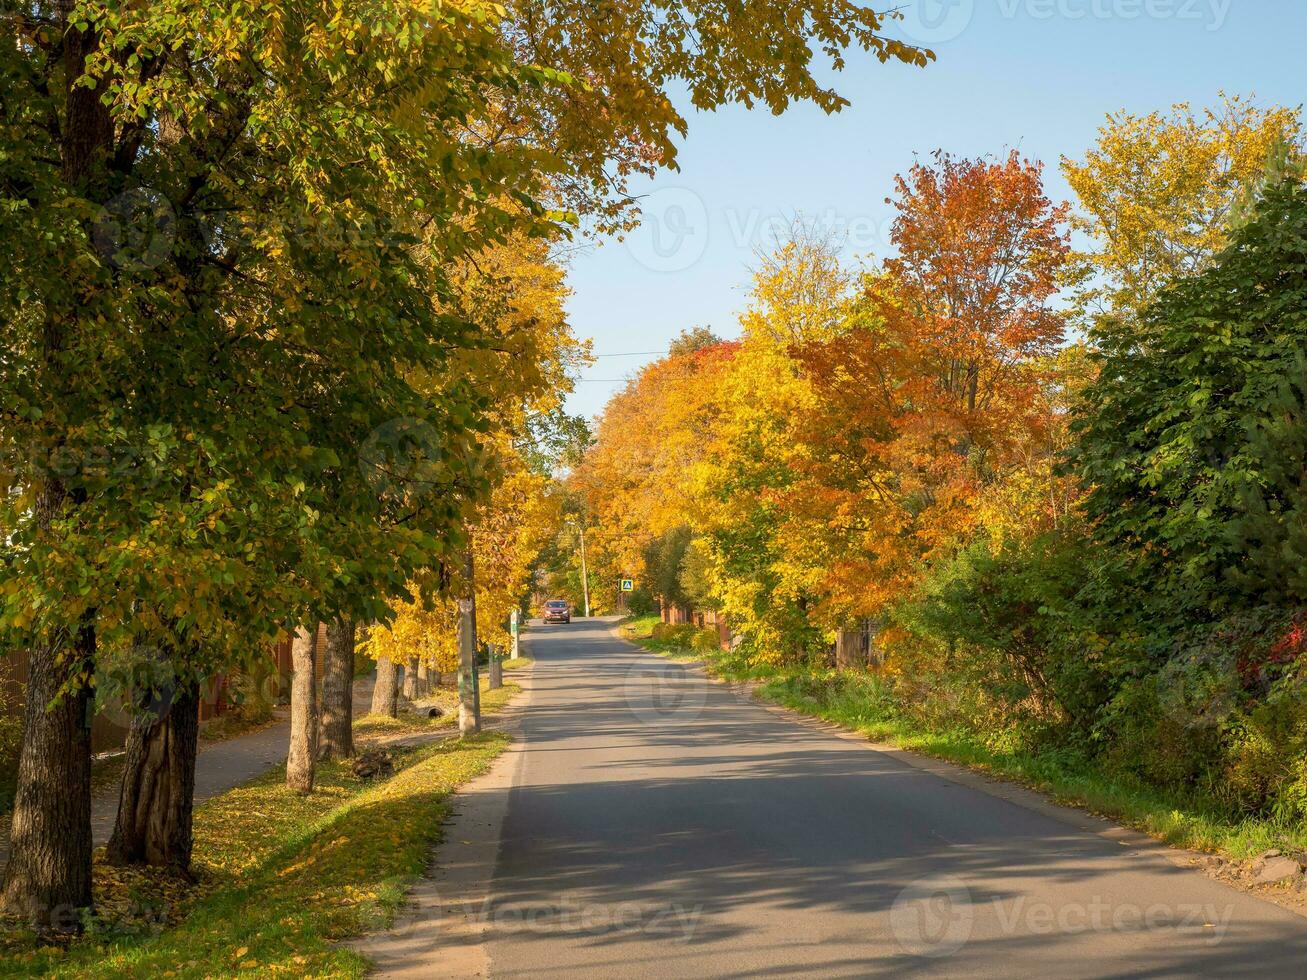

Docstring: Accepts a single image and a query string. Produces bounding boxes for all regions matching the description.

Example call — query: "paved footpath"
[364,616,1307,979]
[1,674,375,865]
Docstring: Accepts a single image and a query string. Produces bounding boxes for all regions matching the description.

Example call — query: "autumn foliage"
[572,100,1307,825]
[782,153,1069,621]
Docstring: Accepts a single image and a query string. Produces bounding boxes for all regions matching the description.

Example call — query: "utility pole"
[510,609,520,660]
[458,545,481,736]
[577,522,591,618]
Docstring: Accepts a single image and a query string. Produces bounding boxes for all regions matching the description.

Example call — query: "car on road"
[542,600,571,624]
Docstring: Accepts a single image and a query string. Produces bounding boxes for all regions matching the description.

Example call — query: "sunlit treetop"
[1062,92,1304,327]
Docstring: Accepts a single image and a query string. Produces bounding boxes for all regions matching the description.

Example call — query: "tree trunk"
[1,623,95,931]
[488,644,503,690]
[105,679,200,875]
[286,626,318,794]
[371,655,399,718]
[319,619,354,760]
[458,547,481,736]
[835,628,866,671]
[416,660,430,698]
[402,656,419,702]
[1,15,114,930]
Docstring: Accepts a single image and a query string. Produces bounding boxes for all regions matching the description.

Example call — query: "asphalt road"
[474,617,1307,978]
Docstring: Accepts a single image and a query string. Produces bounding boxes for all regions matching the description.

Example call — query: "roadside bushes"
[626,590,657,617]
[896,525,1115,743]
[1225,685,1307,821]
[1098,611,1307,818]
[648,622,719,654]
[896,561,1307,821]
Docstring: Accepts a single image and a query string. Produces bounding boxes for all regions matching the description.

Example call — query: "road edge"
[356,638,539,978]
[608,618,1307,922]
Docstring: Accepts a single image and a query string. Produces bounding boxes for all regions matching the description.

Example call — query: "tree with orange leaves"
[569,329,739,613]
[782,151,1071,628]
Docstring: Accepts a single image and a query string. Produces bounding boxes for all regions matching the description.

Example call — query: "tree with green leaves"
[0,0,932,928]
[1071,178,1307,627]
[0,0,552,922]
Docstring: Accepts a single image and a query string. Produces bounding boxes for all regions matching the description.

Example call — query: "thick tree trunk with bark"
[415,660,430,698]
[371,655,400,717]
[2,15,115,930]
[105,680,200,874]
[286,626,318,794]
[1,624,95,931]
[402,656,420,702]
[319,619,354,760]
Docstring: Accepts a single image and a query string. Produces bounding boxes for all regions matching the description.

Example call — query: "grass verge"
[503,652,533,671]
[353,676,522,740]
[619,616,1307,860]
[1,733,511,978]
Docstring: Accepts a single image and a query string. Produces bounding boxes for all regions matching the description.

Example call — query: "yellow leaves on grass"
[74,854,205,939]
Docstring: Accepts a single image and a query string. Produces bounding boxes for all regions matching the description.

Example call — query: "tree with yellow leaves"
[358,231,582,713]
[690,232,854,659]
[1062,93,1303,326]
[569,329,739,615]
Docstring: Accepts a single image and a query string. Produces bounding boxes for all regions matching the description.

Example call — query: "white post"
[458,546,481,736]
[510,609,520,660]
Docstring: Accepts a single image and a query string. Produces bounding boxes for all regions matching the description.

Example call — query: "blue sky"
[562,0,1305,419]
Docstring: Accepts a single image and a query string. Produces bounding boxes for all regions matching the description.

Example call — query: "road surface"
[378,617,1307,978]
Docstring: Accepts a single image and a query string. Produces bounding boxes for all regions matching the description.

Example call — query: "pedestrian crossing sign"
[620,578,634,592]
